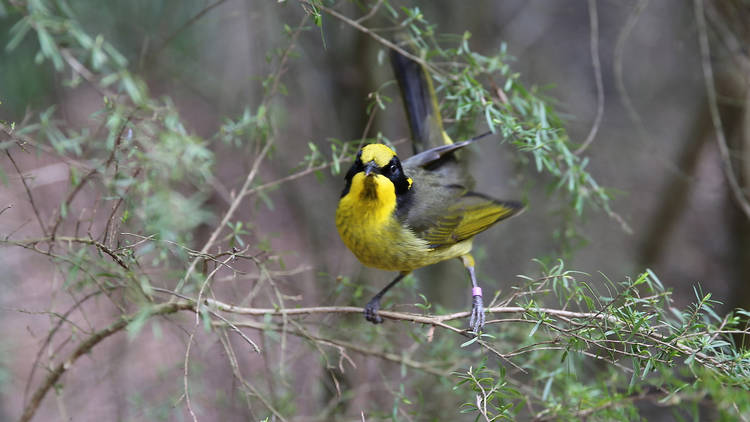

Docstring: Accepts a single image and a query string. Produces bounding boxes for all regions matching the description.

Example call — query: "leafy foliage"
[385,6,613,218]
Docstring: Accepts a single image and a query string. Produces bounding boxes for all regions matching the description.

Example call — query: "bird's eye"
[389,164,397,173]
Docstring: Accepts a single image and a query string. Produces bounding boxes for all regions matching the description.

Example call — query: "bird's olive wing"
[417,193,524,249]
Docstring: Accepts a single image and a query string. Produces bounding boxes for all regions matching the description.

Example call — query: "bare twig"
[4,150,48,236]
[3,236,129,270]
[201,298,740,371]
[183,326,199,422]
[575,0,604,155]
[152,0,228,58]
[215,319,449,377]
[184,250,249,422]
[694,0,750,219]
[216,329,285,421]
[174,15,309,295]
[19,302,193,422]
[60,49,116,98]
[300,0,442,77]
[614,0,650,149]
[355,0,384,24]
[21,287,119,408]
[49,116,132,240]
[0,204,12,217]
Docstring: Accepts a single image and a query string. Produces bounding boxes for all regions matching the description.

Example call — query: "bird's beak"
[364,161,378,176]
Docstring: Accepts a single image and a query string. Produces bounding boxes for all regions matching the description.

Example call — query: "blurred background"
[1,0,749,421]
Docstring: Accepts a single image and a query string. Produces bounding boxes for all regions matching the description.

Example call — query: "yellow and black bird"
[336,48,524,333]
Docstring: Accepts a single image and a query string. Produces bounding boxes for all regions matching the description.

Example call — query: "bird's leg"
[460,254,485,334]
[364,272,409,324]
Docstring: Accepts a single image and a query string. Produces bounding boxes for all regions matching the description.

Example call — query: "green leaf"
[460,336,479,348]
[528,319,542,337]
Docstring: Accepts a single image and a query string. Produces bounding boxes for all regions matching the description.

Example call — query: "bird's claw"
[469,295,485,334]
[364,299,383,324]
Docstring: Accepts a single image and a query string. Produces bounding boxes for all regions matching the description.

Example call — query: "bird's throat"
[360,175,379,200]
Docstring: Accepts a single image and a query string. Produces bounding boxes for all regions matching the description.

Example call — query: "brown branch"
[3,237,129,270]
[15,289,738,422]
[0,123,91,172]
[183,250,249,422]
[205,300,614,323]
[355,0,384,24]
[0,204,12,217]
[216,319,449,377]
[47,165,95,239]
[21,287,119,407]
[203,298,739,371]
[216,329,286,421]
[101,167,140,247]
[49,116,132,240]
[19,302,193,422]
[4,150,48,236]
[60,49,116,99]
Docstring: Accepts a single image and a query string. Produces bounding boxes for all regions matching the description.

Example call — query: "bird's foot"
[364,298,383,324]
[469,295,485,334]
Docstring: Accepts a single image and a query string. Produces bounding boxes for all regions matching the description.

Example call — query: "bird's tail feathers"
[390,47,452,154]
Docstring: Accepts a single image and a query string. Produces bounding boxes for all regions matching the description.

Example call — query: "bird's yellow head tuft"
[361,144,397,167]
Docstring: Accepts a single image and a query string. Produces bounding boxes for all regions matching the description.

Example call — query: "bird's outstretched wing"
[401,132,492,169]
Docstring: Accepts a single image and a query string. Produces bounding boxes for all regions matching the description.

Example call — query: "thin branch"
[183,326,199,422]
[202,298,742,371]
[60,49,116,98]
[4,150,48,236]
[174,15,309,295]
[244,137,404,198]
[152,0,228,58]
[354,0,384,24]
[19,302,193,422]
[216,319,449,377]
[0,204,12,217]
[216,329,285,421]
[614,0,650,149]
[3,236,129,270]
[49,115,132,240]
[694,0,750,219]
[175,139,274,294]
[575,0,604,155]
[0,123,91,172]
[20,286,119,407]
[301,0,442,77]
[204,300,610,323]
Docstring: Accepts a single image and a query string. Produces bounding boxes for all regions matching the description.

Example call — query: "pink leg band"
[472,287,482,296]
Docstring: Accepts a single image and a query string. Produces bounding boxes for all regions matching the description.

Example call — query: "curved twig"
[173,14,309,296]
[694,0,750,219]
[4,150,48,236]
[575,0,605,155]
[19,302,193,422]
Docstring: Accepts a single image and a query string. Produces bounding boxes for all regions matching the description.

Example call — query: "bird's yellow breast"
[336,172,473,271]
